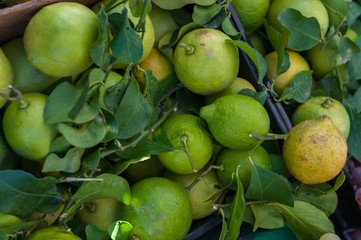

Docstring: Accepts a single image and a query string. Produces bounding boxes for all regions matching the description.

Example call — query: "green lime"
[3,93,57,160]
[158,114,213,175]
[1,38,58,93]
[200,94,270,150]
[27,226,81,240]
[292,96,350,139]
[216,146,271,190]
[0,210,23,228]
[174,28,239,95]
[0,48,13,109]
[164,168,222,220]
[306,43,335,80]
[119,177,192,240]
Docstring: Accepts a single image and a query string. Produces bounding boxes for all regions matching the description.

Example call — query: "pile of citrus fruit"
[0,0,359,240]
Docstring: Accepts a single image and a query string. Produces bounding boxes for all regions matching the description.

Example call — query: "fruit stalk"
[248,132,290,141]
[178,43,195,55]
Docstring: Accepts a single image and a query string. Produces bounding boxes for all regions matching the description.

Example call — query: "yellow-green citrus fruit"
[0,210,23,228]
[76,198,122,231]
[27,226,81,240]
[265,50,310,95]
[232,0,270,34]
[135,48,174,89]
[2,38,58,93]
[200,94,270,150]
[164,168,222,220]
[3,93,57,160]
[283,116,347,184]
[93,0,155,69]
[319,233,341,240]
[205,77,256,104]
[292,96,350,139]
[216,146,271,190]
[267,0,329,47]
[0,48,13,109]
[345,28,359,43]
[149,4,179,46]
[158,114,213,174]
[24,2,98,77]
[174,28,239,95]
[249,32,267,56]
[306,43,335,79]
[119,177,192,240]
[99,71,123,108]
[122,155,165,183]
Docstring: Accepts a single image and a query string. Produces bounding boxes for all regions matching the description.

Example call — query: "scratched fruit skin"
[119,177,192,240]
[283,116,347,184]
[174,28,239,95]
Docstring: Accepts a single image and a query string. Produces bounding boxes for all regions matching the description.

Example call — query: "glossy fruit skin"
[306,43,335,79]
[76,198,122,231]
[0,48,13,109]
[123,155,165,183]
[3,93,57,161]
[0,210,23,228]
[24,2,98,77]
[119,177,192,240]
[319,233,341,240]
[283,116,347,184]
[2,38,58,93]
[27,226,81,240]
[158,114,213,175]
[205,77,256,105]
[216,146,271,190]
[292,97,350,139]
[267,0,329,48]
[174,28,239,95]
[265,50,310,95]
[164,168,222,220]
[200,94,270,150]
[232,0,270,34]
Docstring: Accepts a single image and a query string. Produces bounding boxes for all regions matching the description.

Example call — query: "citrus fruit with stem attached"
[76,198,122,231]
[205,77,256,104]
[27,226,81,240]
[216,146,271,190]
[267,0,329,47]
[3,93,57,160]
[135,48,174,89]
[164,168,222,220]
[292,96,350,139]
[0,48,13,109]
[232,0,270,34]
[200,94,270,150]
[157,114,213,174]
[23,2,98,77]
[119,177,192,240]
[283,116,347,184]
[265,50,310,95]
[2,38,58,93]
[174,28,239,95]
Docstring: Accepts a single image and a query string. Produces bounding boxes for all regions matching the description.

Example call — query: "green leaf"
[264,19,290,76]
[108,221,133,240]
[343,100,361,161]
[86,224,109,240]
[278,70,313,103]
[44,81,99,124]
[68,75,90,121]
[152,0,216,10]
[225,167,245,240]
[295,183,338,216]
[245,162,294,206]
[348,51,361,82]
[116,80,153,139]
[109,11,143,64]
[192,4,222,26]
[275,201,335,240]
[221,17,241,37]
[0,170,60,218]
[250,203,284,231]
[109,155,150,175]
[129,0,152,18]
[143,70,159,105]
[58,117,107,148]
[90,6,111,69]
[83,149,101,171]
[278,8,321,50]
[43,148,85,173]
[313,74,343,102]
[218,209,228,240]
[227,40,267,84]
[347,2,361,27]
[176,87,204,114]
[101,108,119,142]
[66,174,131,216]
[269,154,291,177]
[238,89,267,105]
[152,73,180,106]
[50,136,71,154]
[0,231,6,240]
[328,171,345,192]
[0,220,40,235]
[335,37,360,65]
